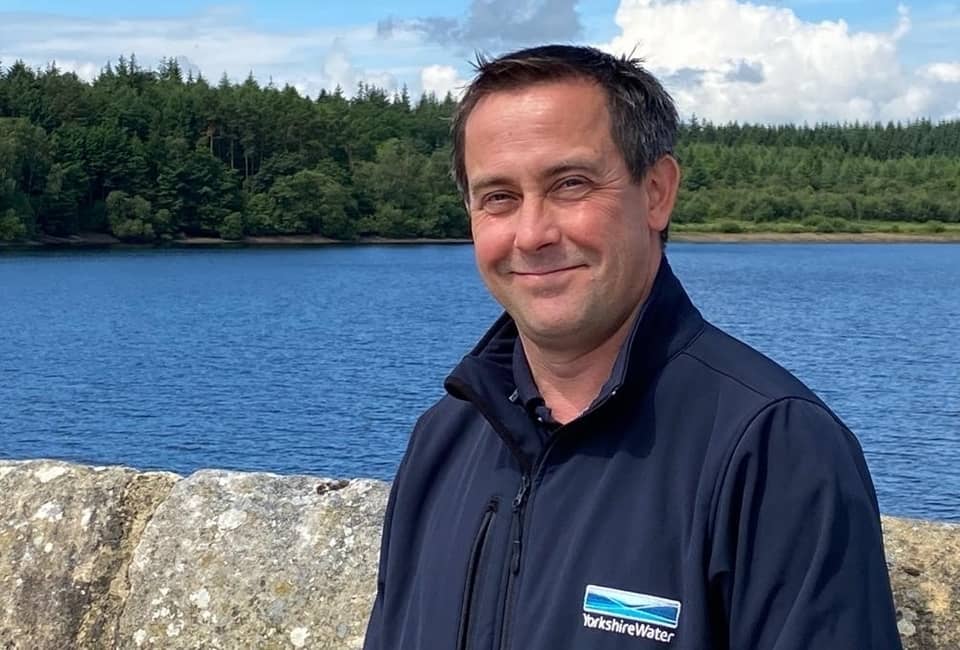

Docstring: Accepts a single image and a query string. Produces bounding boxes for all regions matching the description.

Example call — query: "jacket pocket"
[457,498,499,650]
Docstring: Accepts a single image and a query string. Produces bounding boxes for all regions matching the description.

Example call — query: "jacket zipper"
[509,475,530,574]
[496,395,620,650]
[447,376,623,650]
[457,498,499,650]
[496,474,530,650]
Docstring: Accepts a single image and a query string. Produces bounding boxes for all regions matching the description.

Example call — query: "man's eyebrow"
[469,159,603,200]
[541,159,603,179]
[469,175,513,200]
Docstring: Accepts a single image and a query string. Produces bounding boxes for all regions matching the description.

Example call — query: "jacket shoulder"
[399,394,489,475]
[681,322,821,404]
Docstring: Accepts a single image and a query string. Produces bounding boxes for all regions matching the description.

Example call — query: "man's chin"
[513,314,588,347]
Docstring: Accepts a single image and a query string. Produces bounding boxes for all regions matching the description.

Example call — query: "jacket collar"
[443,256,704,469]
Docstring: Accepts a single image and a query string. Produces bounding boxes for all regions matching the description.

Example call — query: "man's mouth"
[513,264,585,276]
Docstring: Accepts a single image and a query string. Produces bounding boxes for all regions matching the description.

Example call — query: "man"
[364,45,902,649]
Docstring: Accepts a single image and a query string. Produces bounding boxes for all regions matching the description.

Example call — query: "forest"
[1,56,959,243]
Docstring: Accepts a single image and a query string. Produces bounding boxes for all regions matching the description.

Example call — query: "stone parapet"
[0,459,955,649]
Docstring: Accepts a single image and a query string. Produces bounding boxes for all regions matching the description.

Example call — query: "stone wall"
[1,459,957,649]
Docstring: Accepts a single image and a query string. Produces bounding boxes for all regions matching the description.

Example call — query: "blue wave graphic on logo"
[583,585,681,629]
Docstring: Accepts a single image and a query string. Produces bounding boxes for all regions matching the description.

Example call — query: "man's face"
[463,79,669,351]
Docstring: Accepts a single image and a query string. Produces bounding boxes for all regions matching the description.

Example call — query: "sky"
[1,0,959,123]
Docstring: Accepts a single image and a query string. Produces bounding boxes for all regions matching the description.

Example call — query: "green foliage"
[717,220,745,233]
[1,57,958,242]
[154,136,241,236]
[0,208,27,240]
[105,190,159,241]
[243,193,277,236]
[245,168,354,237]
[219,211,244,240]
[803,215,861,233]
[674,141,960,226]
[352,140,467,238]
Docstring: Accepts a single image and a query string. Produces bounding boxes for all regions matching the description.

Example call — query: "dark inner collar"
[445,257,706,459]
[511,338,561,429]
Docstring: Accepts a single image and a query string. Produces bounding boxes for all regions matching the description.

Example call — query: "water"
[1,243,957,521]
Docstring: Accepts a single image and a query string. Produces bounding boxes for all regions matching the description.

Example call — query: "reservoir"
[1,243,957,521]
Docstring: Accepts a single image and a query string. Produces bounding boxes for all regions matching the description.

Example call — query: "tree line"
[1,57,959,243]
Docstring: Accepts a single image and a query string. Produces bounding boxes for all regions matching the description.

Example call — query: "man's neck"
[520,300,644,424]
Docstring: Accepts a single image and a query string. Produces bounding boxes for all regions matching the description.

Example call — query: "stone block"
[0,459,179,648]
[116,470,389,649]
[883,516,960,650]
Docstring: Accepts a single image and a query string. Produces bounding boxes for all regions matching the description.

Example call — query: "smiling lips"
[512,264,585,277]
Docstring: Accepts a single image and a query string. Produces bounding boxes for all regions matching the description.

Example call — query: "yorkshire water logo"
[582,584,681,644]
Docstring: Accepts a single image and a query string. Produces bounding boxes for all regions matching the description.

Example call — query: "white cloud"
[3,3,958,121]
[271,54,390,100]
[923,62,960,84]
[600,0,960,123]
[314,42,398,95]
[0,9,414,99]
[420,64,466,99]
[34,59,101,83]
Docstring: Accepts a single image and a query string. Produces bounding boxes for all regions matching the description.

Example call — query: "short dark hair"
[451,44,679,244]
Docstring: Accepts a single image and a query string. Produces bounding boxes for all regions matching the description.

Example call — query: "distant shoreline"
[670,231,960,243]
[0,234,474,249]
[2,230,959,250]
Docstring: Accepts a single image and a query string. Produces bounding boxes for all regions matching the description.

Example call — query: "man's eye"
[555,177,590,194]
[482,193,516,214]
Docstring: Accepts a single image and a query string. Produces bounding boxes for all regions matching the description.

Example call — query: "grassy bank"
[670,231,960,243]
[671,219,960,242]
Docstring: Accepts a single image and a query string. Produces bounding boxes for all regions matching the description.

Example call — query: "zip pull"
[510,475,530,575]
[512,474,530,511]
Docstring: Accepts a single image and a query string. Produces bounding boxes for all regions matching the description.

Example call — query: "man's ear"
[645,155,680,233]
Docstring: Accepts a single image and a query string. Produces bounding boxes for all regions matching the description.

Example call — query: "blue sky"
[1,1,958,123]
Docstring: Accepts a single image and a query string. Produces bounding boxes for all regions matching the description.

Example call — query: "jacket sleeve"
[708,398,902,650]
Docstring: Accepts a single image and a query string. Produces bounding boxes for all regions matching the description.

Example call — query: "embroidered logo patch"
[582,584,681,643]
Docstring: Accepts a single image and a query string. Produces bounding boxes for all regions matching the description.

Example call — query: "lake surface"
[1,243,958,521]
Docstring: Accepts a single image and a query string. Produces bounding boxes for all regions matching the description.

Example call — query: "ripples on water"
[0,243,957,521]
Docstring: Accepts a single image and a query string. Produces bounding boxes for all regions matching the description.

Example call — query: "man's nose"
[513,196,560,252]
